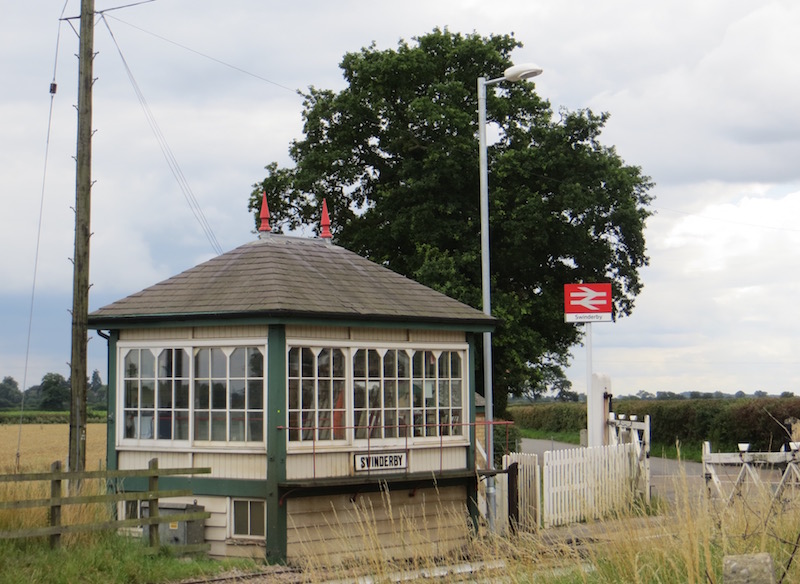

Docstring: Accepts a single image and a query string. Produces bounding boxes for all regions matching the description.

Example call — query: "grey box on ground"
[141,502,205,546]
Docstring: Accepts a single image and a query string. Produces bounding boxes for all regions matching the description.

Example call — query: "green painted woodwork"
[265,325,287,563]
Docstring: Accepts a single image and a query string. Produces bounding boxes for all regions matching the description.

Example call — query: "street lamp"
[477,63,542,532]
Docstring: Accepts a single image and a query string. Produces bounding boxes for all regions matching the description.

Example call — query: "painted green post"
[265,325,287,562]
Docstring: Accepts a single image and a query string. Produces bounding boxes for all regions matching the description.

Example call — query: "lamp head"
[503,63,543,82]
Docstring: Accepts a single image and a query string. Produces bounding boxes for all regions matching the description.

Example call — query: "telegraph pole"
[69,0,95,473]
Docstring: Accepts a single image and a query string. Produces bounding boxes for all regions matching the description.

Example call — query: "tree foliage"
[0,376,22,409]
[250,29,653,414]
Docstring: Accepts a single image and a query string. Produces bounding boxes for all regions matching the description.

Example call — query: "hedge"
[509,397,800,452]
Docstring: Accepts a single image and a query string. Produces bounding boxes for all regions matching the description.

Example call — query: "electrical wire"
[100,14,224,256]
[16,0,71,473]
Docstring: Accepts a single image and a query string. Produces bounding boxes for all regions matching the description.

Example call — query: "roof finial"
[320,199,332,240]
[258,192,271,236]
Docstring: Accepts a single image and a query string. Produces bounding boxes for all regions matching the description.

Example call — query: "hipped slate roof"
[88,235,495,329]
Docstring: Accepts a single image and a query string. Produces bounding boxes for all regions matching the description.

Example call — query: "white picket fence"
[501,452,541,530]
[542,442,637,528]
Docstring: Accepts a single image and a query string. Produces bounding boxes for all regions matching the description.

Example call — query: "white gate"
[502,452,540,531]
[543,443,636,528]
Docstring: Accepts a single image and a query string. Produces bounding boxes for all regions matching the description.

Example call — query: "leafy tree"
[88,369,107,407]
[38,373,71,411]
[250,29,653,415]
[0,376,22,409]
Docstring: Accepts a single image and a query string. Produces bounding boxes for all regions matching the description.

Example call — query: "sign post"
[564,283,612,447]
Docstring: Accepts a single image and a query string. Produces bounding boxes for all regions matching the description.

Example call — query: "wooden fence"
[0,458,211,554]
[542,443,636,528]
[502,452,540,532]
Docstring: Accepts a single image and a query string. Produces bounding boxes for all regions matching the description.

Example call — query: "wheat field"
[0,423,107,473]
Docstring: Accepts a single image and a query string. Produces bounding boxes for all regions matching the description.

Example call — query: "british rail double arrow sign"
[564,283,613,323]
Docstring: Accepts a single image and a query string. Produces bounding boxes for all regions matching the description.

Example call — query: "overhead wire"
[16,0,71,473]
[100,13,224,256]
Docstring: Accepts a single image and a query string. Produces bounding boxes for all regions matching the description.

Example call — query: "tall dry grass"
[0,423,107,473]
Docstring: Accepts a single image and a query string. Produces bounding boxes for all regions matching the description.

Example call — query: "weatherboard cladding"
[88,235,494,327]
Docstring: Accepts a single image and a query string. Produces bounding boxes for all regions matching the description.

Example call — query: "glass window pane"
[230,379,246,410]
[123,350,139,378]
[233,500,248,535]
[247,414,263,442]
[368,382,381,408]
[301,380,314,410]
[195,348,210,378]
[438,380,450,407]
[353,349,366,378]
[194,412,209,441]
[412,351,423,379]
[141,381,155,408]
[450,352,461,378]
[176,381,190,409]
[175,411,189,440]
[248,380,263,410]
[424,351,436,378]
[248,348,264,377]
[250,502,265,537]
[230,415,245,442]
[301,348,314,378]
[398,351,410,378]
[384,380,396,408]
[124,412,136,438]
[451,380,462,406]
[212,381,227,409]
[332,349,345,378]
[398,380,410,408]
[438,352,449,378]
[140,412,154,439]
[288,379,299,410]
[195,382,209,409]
[288,412,299,441]
[354,381,366,409]
[318,379,331,408]
[333,380,345,409]
[230,348,246,378]
[158,381,172,408]
[140,349,156,378]
[318,348,331,378]
[211,348,227,377]
[367,350,380,378]
[383,350,396,378]
[211,412,226,440]
[176,349,190,377]
[158,411,172,439]
[288,348,300,377]
[158,349,172,378]
[125,380,138,408]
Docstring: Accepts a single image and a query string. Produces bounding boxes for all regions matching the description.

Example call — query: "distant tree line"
[0,370,106,411]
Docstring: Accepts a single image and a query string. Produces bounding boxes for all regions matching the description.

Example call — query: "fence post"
[49,461,62,549]
[148,458,159,548]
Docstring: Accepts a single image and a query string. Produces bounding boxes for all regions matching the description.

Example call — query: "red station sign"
[564,283,612,323]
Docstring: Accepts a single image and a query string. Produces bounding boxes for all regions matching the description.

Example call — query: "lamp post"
[477,62,542,532]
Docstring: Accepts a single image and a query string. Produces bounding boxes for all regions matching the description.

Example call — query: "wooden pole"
[49,461,62,549]
[69,0,94,474]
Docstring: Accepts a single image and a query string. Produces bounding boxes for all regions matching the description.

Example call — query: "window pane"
[141,381,155,408]
[383,350,396,377]
[288,379,299,410]
[211,348,227,377]
[125,380,138,408]
[123,350,139,378]
[247,413,263,442]
[158,412,172,439]
[398,380,410,408]
[158,349,172,378]
[450,352,461,378]
[368,382,380,408]
[385,410,397,438]
[140,349,155,378]
[398,351,410,378]
[230,347,246,378]
[175,381,190,409]
[301,348,314,378]
[288,348,300,377]
[248,348,264,377]
[438,380,450,407]
[451,380,462,406]
[424,351,436,378]
[230,415,245,442]
[318,348,331,378]
[230,379,246,410]
[438,352,449,377]
[318,379,331,408]
[332,349,345,377]
[195,382,209,409]
[384,380,396,408]
[140,412,154,439]
[233,500,248,535]
[211,412,226,441]
[353,349,366,378]
[175,411,189,440]
[212,381,227,409]
[412,352,423,379]
[301,380,314,410]
[248,380,263,410]
[124,412,136,438]
[176,349,190,377]
[288,412,299,441]
[424,380,435,407]
[250,502,265,537]
[367,350,380,378]
[354,381,366,409]
[195,348,210,378]
[194,412,209,441]
[158,380,172,408]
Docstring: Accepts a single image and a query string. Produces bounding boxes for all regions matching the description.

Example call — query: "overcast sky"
[2,1,800,397]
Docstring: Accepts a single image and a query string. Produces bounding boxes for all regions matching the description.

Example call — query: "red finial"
[258,192,271,233]
[320,199,332,239]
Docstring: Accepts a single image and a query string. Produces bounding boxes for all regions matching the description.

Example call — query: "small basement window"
[232,499,265,538]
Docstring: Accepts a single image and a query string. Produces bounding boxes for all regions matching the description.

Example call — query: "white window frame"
[229,498,266,540]
[286,340,469,452]
[117,339,267,450]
